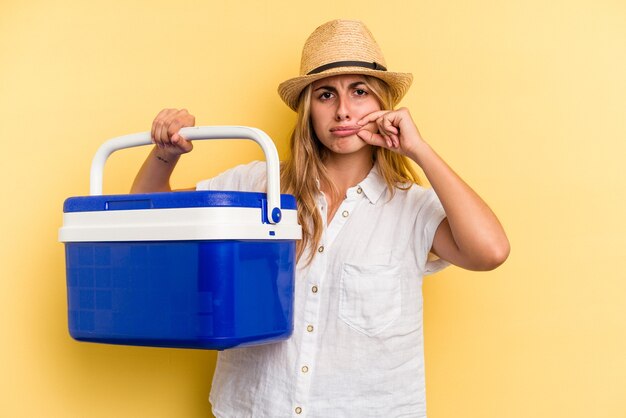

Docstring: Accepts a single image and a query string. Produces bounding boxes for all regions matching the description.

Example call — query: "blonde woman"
[132,19,509,418]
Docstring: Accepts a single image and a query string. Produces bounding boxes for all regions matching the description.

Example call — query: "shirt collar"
[354,164,387,204]
[313,163,388,204]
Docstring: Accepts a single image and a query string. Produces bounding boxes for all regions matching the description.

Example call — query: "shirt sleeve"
[195,160,267,192]
[414,187,449,276]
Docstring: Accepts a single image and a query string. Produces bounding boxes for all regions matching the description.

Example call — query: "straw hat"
[278,19,413,111]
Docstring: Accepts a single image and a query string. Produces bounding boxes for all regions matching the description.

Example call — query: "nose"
[335,95,351,121]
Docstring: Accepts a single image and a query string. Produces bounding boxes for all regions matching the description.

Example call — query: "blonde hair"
[280,75,421,263]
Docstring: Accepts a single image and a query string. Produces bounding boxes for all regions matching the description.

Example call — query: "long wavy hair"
[280,75,422,263]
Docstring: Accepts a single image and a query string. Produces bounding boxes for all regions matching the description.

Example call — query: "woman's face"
[310,74,381,156]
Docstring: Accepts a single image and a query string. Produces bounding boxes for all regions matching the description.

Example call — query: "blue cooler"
[59,126,301,350]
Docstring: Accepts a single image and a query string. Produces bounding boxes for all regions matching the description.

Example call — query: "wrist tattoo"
[156,155,169,164]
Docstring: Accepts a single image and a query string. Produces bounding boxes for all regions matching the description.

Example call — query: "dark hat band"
[306,60,387,75]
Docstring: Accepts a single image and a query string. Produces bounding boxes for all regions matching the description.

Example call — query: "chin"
[331,139,371,155]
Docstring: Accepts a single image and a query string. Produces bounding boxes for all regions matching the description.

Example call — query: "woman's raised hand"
[357,108,510,271]
[151,108,196,156]
[356,107,425,162]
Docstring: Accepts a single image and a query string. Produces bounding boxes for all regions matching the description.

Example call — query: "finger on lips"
[357,110,388,126]
[356,129,374,144]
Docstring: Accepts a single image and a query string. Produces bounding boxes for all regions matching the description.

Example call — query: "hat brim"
[277,67,413,111]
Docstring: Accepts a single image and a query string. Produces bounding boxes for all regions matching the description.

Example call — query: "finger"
[383,117,398,135]
[177,136,194,153]
[390,134,400,148]
[151,108,170,143]
[171,123,194,154]
[158,110,182,146]
[166,109,194,143]
[382,134,392,148]
[167,118,185,143]
[357,130,387,148]
[155,119,168,147]
[171,132,191,149]
[170,133,193,153]
[376,118,395,144]
[391,135,400,148]
[154,112,171,147]
[357,110,390,126]
[375,112,399,132]
[153,108,176,146]
[154,120,165,147]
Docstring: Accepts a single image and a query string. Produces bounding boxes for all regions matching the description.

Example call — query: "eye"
[354,88,368,96]
[318,91,334,100]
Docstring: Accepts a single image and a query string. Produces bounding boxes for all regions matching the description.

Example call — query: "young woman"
[132,19,509,418]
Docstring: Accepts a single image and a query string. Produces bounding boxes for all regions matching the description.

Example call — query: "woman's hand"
[130,108,195,193]
[356,107,425,161]
[151,108,196,156]
[359,107,509,271]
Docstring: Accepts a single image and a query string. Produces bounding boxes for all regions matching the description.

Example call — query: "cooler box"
[59,126,301,350]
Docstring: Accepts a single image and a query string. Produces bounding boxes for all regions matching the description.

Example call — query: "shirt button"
[307,324,314,332]
[342,210,349,217]
[301,365,309,373]
[357,186,363,194]
[295,406,302,414]
[311,285,318,293]
[318,245,324,253]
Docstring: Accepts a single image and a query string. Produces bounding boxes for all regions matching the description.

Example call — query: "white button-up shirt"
[197,161,448,418]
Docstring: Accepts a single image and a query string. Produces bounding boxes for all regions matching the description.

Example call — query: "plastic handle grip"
[89,126,283,224]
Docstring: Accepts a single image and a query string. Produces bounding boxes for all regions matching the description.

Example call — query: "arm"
[130,108,196,193]
[357,108,510,271]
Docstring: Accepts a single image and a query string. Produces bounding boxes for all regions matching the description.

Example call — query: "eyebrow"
[312,81,367,92]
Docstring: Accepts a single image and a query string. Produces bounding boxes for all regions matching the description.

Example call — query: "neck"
[322,146,374,196]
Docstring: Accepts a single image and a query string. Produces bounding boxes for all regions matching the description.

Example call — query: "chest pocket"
[339,263,402,336]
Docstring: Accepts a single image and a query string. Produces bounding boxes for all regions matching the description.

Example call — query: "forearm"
[408,141,510,270]
[130,147,181,193]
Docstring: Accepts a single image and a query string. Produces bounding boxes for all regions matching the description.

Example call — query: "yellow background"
[1,0,625,417]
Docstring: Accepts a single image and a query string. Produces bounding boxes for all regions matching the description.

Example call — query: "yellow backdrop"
[1,0,625,417]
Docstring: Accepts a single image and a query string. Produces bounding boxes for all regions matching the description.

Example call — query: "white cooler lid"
[59,191,301,242]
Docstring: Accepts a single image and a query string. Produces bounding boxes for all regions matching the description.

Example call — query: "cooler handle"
[90,126,283,224]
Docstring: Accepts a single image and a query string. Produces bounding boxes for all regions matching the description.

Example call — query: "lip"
[330,125,361,137]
